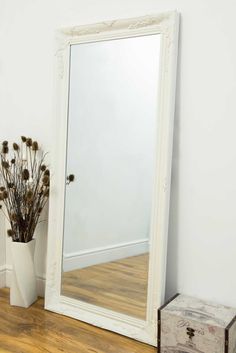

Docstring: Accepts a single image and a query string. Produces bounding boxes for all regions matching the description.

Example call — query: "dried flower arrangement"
[0,137,50,243]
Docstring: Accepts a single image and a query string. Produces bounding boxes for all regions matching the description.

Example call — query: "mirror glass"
[61,34,161,320]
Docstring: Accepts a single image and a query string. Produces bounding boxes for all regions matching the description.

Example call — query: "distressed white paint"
[45,12,179,346]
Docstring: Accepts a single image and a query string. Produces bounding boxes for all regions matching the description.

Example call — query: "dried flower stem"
[0,138,50,243]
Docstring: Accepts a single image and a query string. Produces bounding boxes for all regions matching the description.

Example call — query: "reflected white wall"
[63,35,160,260]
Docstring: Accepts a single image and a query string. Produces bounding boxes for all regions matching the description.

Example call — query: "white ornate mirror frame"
[45,11,179,346]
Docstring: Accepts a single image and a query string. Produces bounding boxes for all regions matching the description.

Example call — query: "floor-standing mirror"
[45,12,179,346]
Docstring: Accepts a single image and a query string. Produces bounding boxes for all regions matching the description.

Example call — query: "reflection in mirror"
[61,34,161,320]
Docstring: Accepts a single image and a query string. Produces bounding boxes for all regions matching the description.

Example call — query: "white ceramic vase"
[10,239,38,308]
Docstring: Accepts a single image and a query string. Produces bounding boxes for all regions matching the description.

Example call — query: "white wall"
[0,218,6,287]
[0,0,236,307]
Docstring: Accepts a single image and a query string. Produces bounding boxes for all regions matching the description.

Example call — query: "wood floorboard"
[61,254,149,320]
[0,288,156,353]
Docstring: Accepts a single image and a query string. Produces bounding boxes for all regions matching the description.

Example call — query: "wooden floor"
[0,288,156,353]
[61,254,149,320]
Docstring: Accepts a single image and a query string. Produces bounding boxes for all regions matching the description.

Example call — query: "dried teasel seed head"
[2,161,9,169]
[7,229,15,237]
[44,189,49,197]
[13,143,19,151]
[67,174,75,182]
[44,169,50,176]
[26,138,32,147]
[22,168,30,180]
[21,136,27,142]
[26,190,33,201]
[11,213,17,222]
[2,146,9,154]
[2,191,8,199]
[32,141,39,151]
[40,165,46,171]
[11,158,15,164]
[42,175,49,186]
[2,141,8,146]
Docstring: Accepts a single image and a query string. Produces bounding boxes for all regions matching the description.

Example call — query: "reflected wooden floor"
[62,254,149,320]
[0,288,156,353]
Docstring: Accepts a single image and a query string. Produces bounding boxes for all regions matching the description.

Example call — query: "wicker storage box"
[158,294,236,353]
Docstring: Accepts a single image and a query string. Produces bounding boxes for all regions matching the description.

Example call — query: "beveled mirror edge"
[45,11,179,346]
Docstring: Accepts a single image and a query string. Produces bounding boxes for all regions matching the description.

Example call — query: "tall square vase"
[10,239,37,308]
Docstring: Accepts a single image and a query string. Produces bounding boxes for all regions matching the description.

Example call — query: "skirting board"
[0,266,45,298]
[63,238,149,272]
[0,265,6,288]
